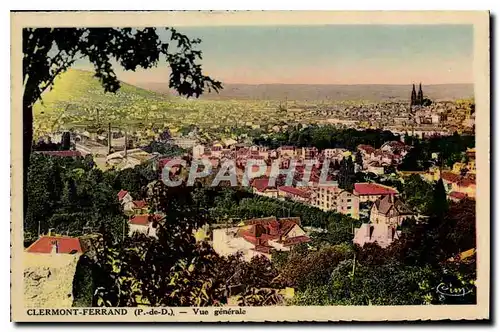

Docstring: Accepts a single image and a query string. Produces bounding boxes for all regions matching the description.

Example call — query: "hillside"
[139,82,474,102]
[33,69,171,132]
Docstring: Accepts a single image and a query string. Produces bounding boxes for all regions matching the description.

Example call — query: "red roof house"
[251,177,276,192]
[354,183,398,202]
[129,215,150,226]
[117,189,129,201]
[278,186,310,201]
[238,217,310,253]
[25,236,82,254]
[132,200,148,209]
[354,183,398,196]
[129,214,164,226]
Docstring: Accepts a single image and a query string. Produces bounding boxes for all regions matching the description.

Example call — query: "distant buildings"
[106,148,157,170]
[169,137,199,149]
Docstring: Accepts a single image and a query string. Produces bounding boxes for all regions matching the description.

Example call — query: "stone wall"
[23,252,81,308]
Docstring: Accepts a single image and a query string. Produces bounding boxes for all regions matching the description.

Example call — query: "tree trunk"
[23,97,33,220]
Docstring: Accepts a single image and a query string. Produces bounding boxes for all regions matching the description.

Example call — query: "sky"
[76,24,474,85]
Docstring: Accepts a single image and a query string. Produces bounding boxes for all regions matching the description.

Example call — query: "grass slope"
[34,69,171,132]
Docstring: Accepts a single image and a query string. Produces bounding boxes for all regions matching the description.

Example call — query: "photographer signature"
[436,283,473,297]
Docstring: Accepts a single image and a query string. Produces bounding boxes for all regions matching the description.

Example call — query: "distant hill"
[34,69,168,115]
[137,82,474,102]
[34,69,170,131]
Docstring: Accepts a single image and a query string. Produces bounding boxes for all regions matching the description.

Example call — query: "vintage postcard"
[11,11,490,322]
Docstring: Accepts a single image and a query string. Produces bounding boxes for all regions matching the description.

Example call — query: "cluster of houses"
[212,216,310,261]
[26,138,476,256]
[357,141,411,175]
[117,189,163,238]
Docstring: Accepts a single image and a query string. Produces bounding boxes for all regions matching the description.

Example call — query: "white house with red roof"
[441,171,476,199]
[251,177,278,198]
[353,183,399,203]
[380,140,410,156]
[357,144,376,157]
[131,200,149,214]
[118,189,133,204]
[25,235,82,255]
[277,186,311,203]
[118,189,136,213]
[128,214,163,238]
[213,217,310,261]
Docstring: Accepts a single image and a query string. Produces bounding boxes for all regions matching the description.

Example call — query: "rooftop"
[354,183,398,196]
[278,186,310,199]
[25,236,82,254]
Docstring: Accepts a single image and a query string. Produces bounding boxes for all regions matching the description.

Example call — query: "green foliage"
[24,153,126,242]
[72,255,95,307]
[431,178,449,218]
[254,126,399,150]
[277,245,354,291]
[402,174,434,214]
[400,134,474,171]
[142,141,185,157]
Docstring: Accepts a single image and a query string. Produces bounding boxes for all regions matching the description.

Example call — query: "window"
[347,199,352,203]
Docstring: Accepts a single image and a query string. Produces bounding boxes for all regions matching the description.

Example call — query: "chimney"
[51,241,58,254]
[108,122,112,155]
[48,228,54,236]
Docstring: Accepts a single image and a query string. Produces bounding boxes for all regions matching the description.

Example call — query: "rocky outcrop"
[23,252,81,308]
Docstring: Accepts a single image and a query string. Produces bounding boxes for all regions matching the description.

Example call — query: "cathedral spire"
[417,82,424,105]
[411,84,417,106]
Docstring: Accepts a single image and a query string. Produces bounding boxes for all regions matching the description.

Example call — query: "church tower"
[411,84,417,106]
[417,83,424,105]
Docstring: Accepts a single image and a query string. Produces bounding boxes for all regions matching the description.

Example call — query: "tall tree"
[23,27,222,213]
[431,178,449,218]
[339,157,355,192]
